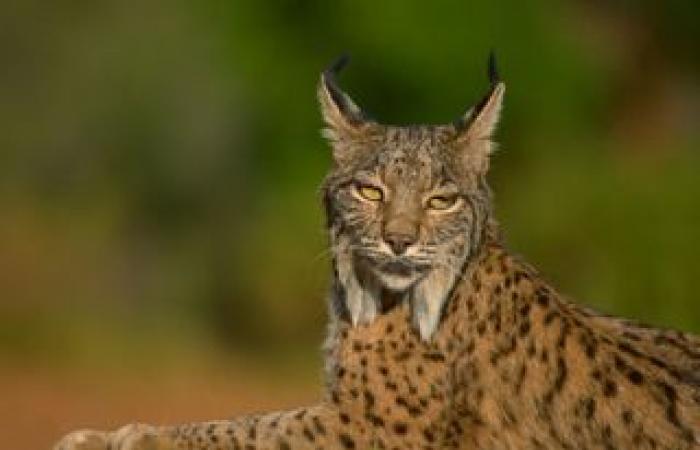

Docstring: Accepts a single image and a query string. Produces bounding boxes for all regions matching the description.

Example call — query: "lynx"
[55,55,699,450]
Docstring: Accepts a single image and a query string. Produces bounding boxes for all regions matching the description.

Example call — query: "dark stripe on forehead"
[382,125,450,146]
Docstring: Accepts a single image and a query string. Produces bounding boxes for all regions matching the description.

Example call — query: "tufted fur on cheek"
[411,265,458,340]
[332,234,381,326]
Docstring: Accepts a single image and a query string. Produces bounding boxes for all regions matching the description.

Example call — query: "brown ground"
[0,364,318,450]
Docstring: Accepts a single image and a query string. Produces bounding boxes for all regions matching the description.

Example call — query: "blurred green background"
[1,1,699,449]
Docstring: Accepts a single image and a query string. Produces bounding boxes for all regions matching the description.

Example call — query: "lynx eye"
[357,185,384,202]
[427,195,458,211]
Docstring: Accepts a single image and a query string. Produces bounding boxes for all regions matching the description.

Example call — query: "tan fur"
[54,59,699,450]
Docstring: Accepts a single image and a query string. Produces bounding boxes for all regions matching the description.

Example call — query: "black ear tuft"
[487,51,500,86]
[324,54,350,79]
[323,54,352,112]
[321,54,371,124]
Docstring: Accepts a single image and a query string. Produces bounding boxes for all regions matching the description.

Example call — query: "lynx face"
[319,57,504,339]
[326,126,475,293]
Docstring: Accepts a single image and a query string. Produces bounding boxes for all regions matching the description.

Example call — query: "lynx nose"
[383,232,416,255]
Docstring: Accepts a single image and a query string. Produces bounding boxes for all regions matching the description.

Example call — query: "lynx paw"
[53,429,109,450]
[54,424,161,450]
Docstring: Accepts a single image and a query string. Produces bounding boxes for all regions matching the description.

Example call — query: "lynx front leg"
[53,405,349,450]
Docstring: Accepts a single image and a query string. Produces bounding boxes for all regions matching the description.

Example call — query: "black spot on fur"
[393,422,408,435]
[622,410,633,425]
[603,380,617,397]
[366,412,385,427]
[519,320,531,337]
[583,397,596,420]
[627,369,644,385]
[302,426,315,442]
[543,311,558,325]
[312,416,326,435]
[338,433,356,449]
[423,351,446,362]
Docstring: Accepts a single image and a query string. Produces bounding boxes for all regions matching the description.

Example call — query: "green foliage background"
[1,0,699,370]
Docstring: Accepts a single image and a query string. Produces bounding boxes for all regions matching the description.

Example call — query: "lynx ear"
[459,82,505,141]
[318,56,375,163]
[454,53,505,172]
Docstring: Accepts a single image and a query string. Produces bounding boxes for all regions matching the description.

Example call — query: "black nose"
[384,232,416,255]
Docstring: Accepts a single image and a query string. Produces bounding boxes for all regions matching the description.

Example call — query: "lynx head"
[319,55,504,340]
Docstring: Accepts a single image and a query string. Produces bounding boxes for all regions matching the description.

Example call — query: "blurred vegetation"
[1,0,699,373]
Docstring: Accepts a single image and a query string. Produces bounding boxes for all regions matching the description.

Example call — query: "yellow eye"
[428,195,458,210]
[358,185,384,202]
